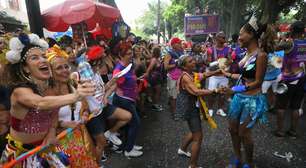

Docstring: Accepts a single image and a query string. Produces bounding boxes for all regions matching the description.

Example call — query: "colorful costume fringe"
[0,134,70,168]
[1,127,98,168]
[56,125,98,168]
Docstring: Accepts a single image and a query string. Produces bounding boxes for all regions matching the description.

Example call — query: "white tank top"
[58,101,82,122]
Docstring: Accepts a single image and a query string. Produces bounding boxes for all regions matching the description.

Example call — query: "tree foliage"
[134,1,168,39]
[135,0,305,39]
[163,4,185,37]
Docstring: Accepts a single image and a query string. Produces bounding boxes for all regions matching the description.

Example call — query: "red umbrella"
[42,0,121,32]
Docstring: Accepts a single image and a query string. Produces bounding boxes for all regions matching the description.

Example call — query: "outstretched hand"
[216,86,233,95]
[76,82,96,100]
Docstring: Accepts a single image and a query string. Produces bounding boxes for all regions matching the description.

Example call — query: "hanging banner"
[184,15,219,36]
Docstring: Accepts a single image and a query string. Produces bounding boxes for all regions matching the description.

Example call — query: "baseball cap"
[170,37,182,46]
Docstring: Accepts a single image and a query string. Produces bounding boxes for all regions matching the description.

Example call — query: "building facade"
[0,0,28,31]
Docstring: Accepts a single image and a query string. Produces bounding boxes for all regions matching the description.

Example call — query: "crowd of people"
[0,15,305,168]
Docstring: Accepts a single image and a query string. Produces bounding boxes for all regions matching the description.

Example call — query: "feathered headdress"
[6,33,49,64]
[46,44,69,62]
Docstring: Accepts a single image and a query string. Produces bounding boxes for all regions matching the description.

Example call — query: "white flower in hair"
[6,50,21,64]
[9,37,24,51]
[29,34,40,44]
[38,39,49,50]
[6,33,49,64]
[29,34,49,50]
[6,37,24,64]
[248,15,259,31]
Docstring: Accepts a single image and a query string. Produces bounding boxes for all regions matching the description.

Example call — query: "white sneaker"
[177,148,191,157]
[299,108,303,116]
[101,151,107,162]
[208,109,214,117]
[216,109,227,117]
[110,145,123,154]
[124,149,143,157]
[147,97,153,103]
[104,130,122,146]
[133,145,143,151]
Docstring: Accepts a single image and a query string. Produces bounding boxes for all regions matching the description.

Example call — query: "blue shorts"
[228,93,268,128]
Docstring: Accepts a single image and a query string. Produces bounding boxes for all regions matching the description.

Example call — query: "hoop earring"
[22,71,32,82]
[18,65,32,82]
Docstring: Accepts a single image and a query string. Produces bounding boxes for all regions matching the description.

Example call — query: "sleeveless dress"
[176,72,202,132]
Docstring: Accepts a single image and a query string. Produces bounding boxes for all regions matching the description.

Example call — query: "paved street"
[106,89,306,168]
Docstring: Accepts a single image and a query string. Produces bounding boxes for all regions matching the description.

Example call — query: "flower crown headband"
[6,33,49,64]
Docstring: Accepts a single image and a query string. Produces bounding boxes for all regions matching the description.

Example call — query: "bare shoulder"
[12,87,34,96]
[258,51,268,60]
[181,73,193,83]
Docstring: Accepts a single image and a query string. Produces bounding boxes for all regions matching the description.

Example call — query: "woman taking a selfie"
[0,33,95,166]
